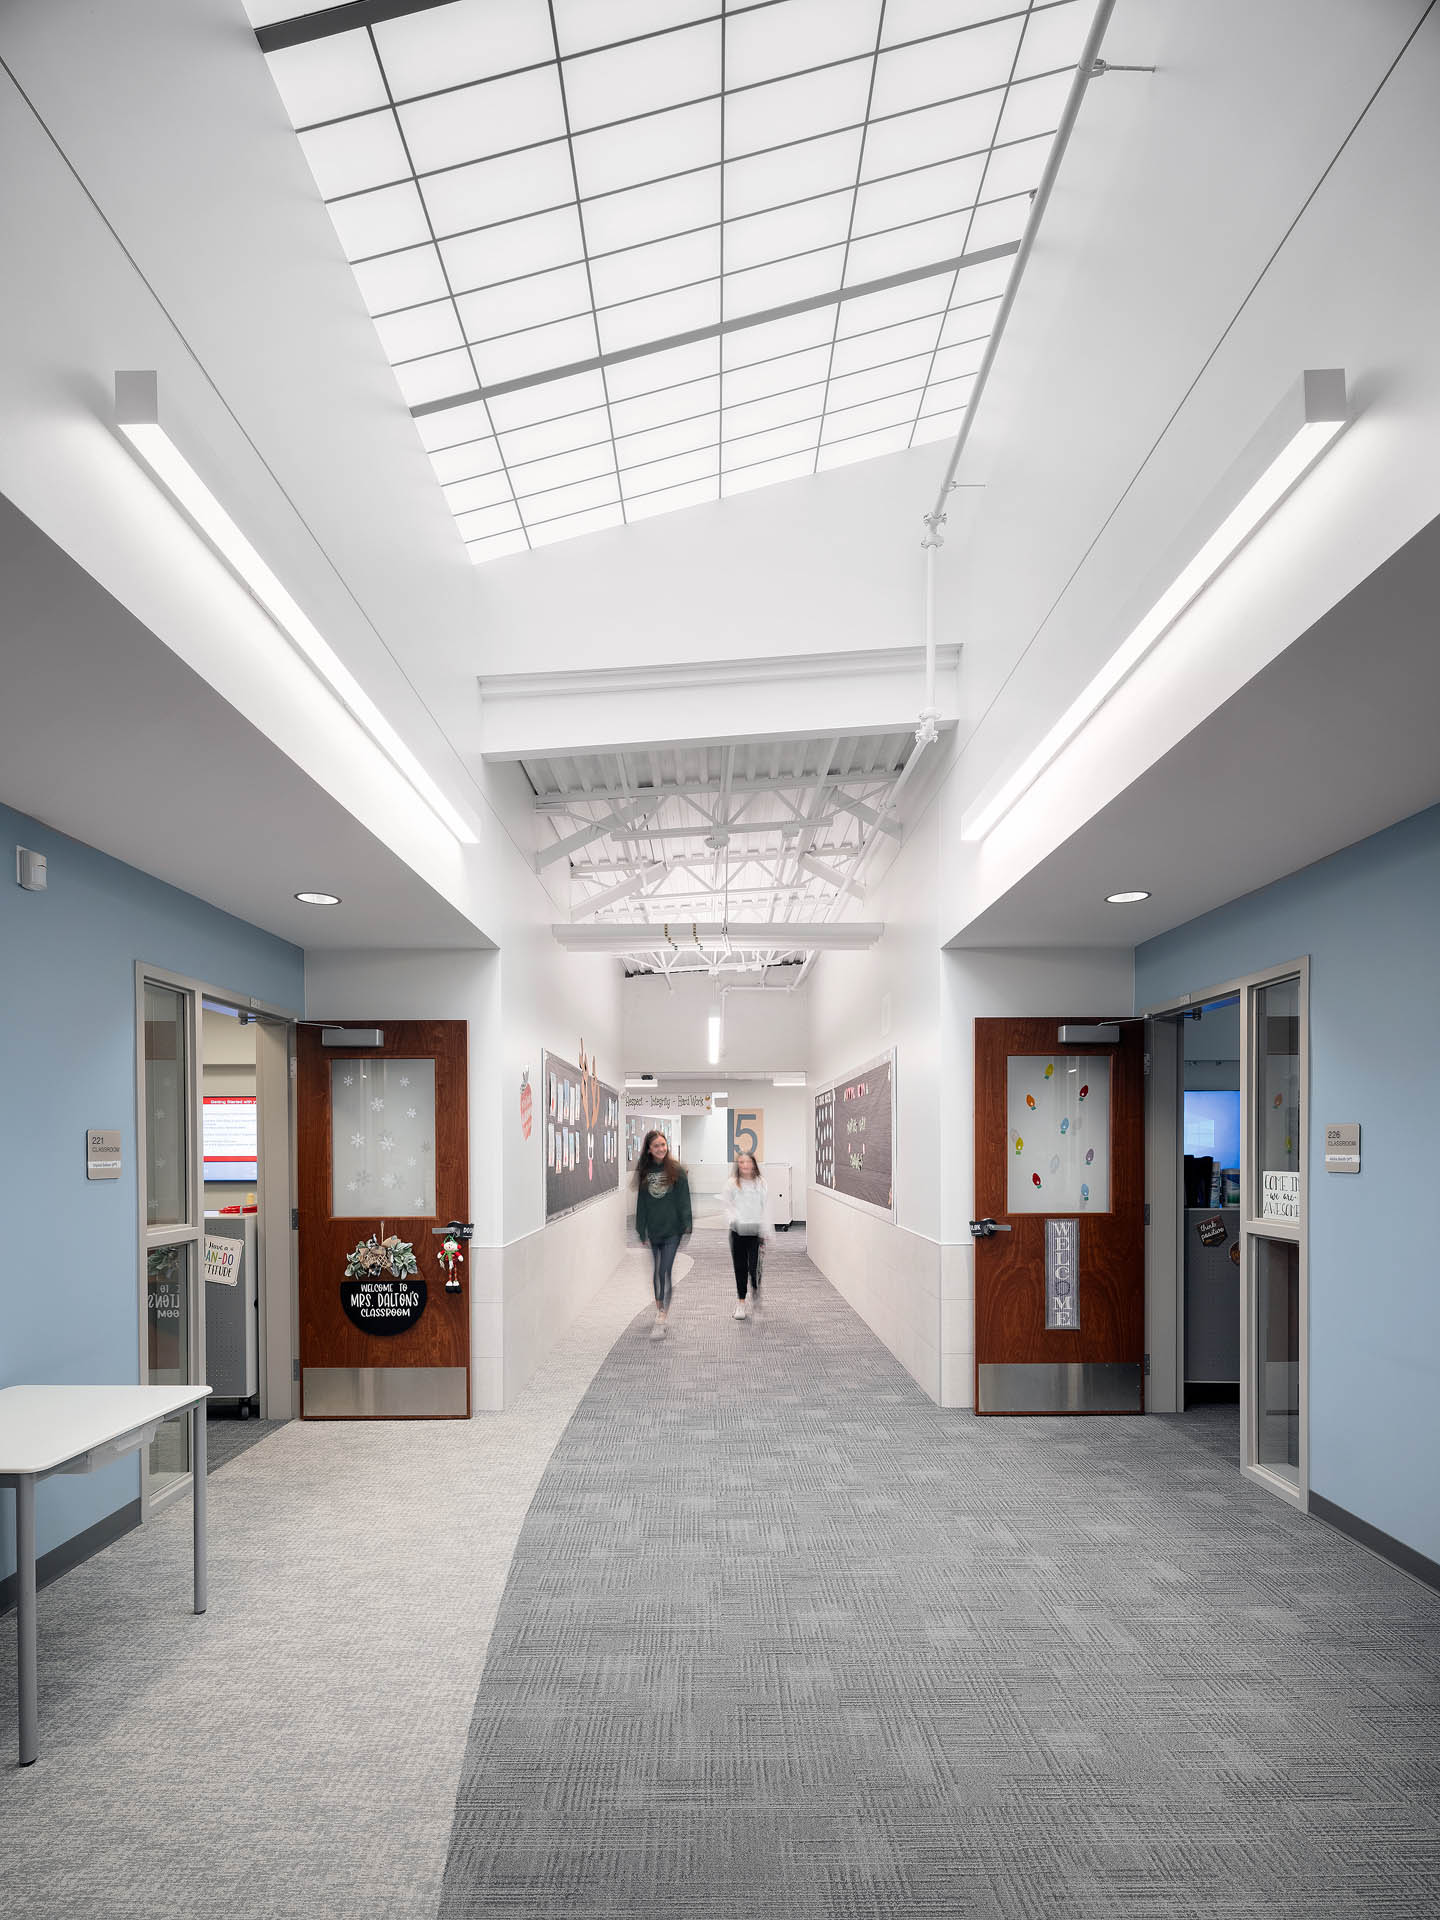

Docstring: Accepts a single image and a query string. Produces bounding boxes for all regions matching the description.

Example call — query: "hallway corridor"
[440,1233,1440,1918]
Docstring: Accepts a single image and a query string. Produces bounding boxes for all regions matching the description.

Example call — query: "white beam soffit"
[252,0,1101,561]
[553,921,884,949]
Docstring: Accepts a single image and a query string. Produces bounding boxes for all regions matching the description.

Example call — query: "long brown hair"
[634,1128,684,1191]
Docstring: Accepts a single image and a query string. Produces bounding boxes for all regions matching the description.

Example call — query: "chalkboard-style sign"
[813,1052,894,1217]
[340,1276,426,1335]
[1195,1215,1228,1248]
[543,1049,620,1221]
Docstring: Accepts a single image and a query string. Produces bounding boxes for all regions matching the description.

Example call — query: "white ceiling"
[249,0,1098,561]
[0,493,489,952]
[950,508,1440,949]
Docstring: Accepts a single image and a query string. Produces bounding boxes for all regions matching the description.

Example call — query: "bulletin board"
[543,1050,620,1220]
[813,1050,895,1218]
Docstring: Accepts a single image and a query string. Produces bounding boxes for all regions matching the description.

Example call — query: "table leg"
[16,1476,37,1766]
[192,1402,207,1616]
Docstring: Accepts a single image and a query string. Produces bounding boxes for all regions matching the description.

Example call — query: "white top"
[0,1385,211,1476]
[723,1178,773,1237]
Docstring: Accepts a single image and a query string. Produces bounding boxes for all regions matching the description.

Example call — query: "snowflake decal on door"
[379,1133,395,1152]
[350,1132,365,1150]
[369,1096,384,1113]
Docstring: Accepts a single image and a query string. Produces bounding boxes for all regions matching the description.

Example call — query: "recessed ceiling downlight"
[1105,890,1151,905]
[295,891,341,906]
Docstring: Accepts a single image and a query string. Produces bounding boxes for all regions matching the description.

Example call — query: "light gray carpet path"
[0,1248,677,1920]
[205,1411,284,1472]
[440,1231,1440,1920]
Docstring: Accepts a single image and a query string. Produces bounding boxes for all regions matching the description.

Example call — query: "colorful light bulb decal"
[1078,1084,1089,1101]
[1014,1135,1024,1155]
[1085,1147,1095,1165]
[1026,1093,1036,1110]
[1060,1117,1070,1134]
[1044,1063,1054,1079]
[1081,1183,1090,1203]
[1032,1172,1042,1188]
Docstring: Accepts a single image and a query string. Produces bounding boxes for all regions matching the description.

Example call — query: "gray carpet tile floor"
[206,1411,284,1472]
[440,1231,1440,1920]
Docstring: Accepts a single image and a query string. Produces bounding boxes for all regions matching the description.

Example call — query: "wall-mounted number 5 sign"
[727,1108,765,1162]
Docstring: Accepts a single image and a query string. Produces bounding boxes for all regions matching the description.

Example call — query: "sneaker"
[650,1318,666,1340]
[734,1302,747,1319]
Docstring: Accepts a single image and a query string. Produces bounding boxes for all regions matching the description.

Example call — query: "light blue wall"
[1136,804,1440,1564]
[0,804,302,1580]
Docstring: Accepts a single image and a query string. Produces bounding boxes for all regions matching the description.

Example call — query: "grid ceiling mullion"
[364,22,529,550]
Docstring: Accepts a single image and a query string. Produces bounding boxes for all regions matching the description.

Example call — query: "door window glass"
[330,1058,437,1216]
[1006,1054,1111,1213]
[1253,1237,1300,1481]
[1256,975,1301,1221]
[146,1241,191,1487]
[144,982,188,1226]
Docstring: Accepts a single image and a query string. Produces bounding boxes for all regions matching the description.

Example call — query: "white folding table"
[0,1384,211,1766]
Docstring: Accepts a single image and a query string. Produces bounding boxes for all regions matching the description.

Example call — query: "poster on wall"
[543,1047,620,1220]
[812,1052,894,1217]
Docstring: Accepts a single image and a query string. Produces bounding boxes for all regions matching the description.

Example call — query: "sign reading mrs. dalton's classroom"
[340,1276,427,1335]
[813,1053,894,1216]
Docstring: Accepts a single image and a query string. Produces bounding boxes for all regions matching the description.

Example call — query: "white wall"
[623,969,809,1076]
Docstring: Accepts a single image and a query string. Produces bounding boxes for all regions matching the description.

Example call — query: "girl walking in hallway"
[634,1129,692,1339]
[723,1151,773,1319]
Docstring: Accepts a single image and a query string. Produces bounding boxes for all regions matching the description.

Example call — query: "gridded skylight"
[253,0,1095,562]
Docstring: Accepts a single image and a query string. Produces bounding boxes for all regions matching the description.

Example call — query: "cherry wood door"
[974,1017,1145,1414]
[298,1020,468,1418]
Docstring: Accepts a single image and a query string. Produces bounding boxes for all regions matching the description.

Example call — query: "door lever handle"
[968,1217,1012,1238]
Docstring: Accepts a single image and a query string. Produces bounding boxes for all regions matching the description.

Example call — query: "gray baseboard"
[0,1497,142,1618]
[1310,1490,1440,1593]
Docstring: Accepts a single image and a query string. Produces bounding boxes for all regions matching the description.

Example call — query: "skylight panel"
[724,384,828,440]
[725,0,882,88]
[826,353,934,413]
[618,447,720,495]
[829,313,943,375]
[919,374,976,414]
[722,344,832,405]
[430,436,502,486]
[604,337,719,400]
[852,153,986,236]
[860,90,1004,180]
[981,131,1053,202]
[995,69,1073,143]
[457,263,593,342]
[352,244,449,316]
[1014,1,1091,80]
[615,413,719,468]
[582,167,721,255]
[528,503,626,545]
[417,396,494,452]
[724,61,873,159]
[298,111,408,199]
[420,140,576,236]
[486,368,607,429]
[724,248,846,321]
[441,206,585,294]
[723,190,853,273]
[267,31,386,126]
[844,213,970,285]
[399,68,568,173]
[721,307,837,367]
[373,0,555,98]
[597,281,720,354]
[966,193,1029,252]
[946,252,1014,307]
[516,473,621,522]
[939,294,1001,344]
[871,19,1024,120]
[553,0,714,59]
[471,313,599,386]
[720,418,821,469]
[468,528,530,564]
[496,405,611,466]
[609,375,720,437]
[394,348,477,407]
[506,442,617,497]
[443,468,516,516]
[588,227,720,310]
[722,449,816,496]
[454,499,523,542]
[374,299,465,365]
[625,475,721,519]
[572,99,720,198]
[562,21,720,131]
[910,406,966,445]
[881,0,1030,43]
[817,421,914,466]
[327,181,431,259]
[836,272,951,334]
[724,129,863,217]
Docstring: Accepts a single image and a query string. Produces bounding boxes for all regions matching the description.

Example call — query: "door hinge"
[1144,1353,1151,1376]
[291,1206,299,1231]
[1144,1202,1151,1225]
[1143,1050,1151,1076]
[292,1357,300,1382]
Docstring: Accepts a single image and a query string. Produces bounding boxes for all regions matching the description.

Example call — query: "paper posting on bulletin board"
[543,1049,620,1220]
[813,1052,894,1217]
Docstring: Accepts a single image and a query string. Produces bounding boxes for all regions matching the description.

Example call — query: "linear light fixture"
[961,370,1348,843]
[707,1012,722,1067]
[772,1073,807,1087]
[114,371,478,845]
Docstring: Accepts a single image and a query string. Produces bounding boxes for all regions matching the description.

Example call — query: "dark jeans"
[650,1235,680,1310]
[729,1230,761,1298]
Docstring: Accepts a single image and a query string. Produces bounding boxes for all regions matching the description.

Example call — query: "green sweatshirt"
[635,1167,692,1243]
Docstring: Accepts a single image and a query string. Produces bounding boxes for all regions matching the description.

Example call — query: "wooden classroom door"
[973,1018,1145,1414]
[298,1021,469,1418]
